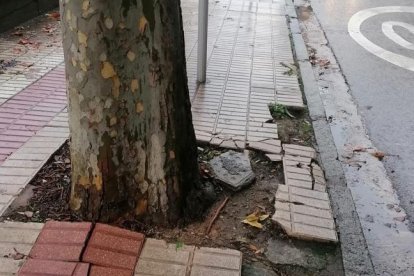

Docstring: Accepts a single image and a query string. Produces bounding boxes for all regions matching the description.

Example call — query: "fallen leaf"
[259,214,269,221]
[242,218,263,229]
[372,151,385,160]
[242,211,270,229]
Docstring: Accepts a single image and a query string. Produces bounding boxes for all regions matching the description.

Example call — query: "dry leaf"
[372,151,385,160]
[259,214,269,221]
[242,211,270,229]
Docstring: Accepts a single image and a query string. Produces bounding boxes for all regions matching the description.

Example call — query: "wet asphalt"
[310,0,414,230]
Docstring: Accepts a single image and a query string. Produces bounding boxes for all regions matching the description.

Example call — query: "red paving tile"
[82,223,144,271]
[29,221,92,262]
[73,263,90,276]
[89,265,132,276]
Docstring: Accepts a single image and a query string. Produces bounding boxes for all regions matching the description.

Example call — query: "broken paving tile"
[266,154,282,162]
[272,185,337,243]
[247,140,282,154]
[209,151,255,191]
[283,144,316,159]
[283,157,312,190]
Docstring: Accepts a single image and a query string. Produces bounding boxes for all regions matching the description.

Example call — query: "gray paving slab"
[135,239,242,276]
[0,222,44,275]
[273,185,338,243]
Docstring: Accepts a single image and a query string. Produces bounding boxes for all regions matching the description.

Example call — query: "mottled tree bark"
[60,0,199,225]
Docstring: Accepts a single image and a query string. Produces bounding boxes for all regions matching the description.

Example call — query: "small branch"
[206,196,229,235]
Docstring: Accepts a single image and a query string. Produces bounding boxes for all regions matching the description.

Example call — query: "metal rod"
[197,0,208,83]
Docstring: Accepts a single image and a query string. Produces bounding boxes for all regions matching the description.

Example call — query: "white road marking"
[348,6,414,71]
[382,21,414,51]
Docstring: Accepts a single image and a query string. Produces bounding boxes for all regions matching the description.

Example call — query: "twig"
[206,196,229,235]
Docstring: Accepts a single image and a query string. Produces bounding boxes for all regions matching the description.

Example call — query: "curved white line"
[348,6,414,71]
[382,21,414,50]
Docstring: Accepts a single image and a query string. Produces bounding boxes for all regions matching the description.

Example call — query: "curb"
[284,0,375,275]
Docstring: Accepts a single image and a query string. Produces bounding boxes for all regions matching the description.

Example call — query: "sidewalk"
[0,0,304,217]
[0,0,343,275]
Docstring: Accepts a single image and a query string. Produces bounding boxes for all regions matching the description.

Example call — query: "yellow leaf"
[139,16,148,34]
[259,214,270,221]
[101,62,116,79]
[245,213,259,222]
[242,219,263,229]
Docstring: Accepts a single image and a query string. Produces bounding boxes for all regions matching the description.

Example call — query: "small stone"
[384,223,392,228]
[209,151,255,191]
[394,207,401,213]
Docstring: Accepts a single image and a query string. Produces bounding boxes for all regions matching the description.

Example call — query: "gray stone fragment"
[209,151,255,191]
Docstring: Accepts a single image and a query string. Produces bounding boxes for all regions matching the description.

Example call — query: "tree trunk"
[60,0,199,225]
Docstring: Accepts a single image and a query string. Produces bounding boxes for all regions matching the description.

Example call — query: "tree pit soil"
[2,141,342,275]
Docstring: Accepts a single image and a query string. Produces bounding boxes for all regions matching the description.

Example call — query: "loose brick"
[83,224,144,271]
[83,247,138,270]
[29,221,92,262]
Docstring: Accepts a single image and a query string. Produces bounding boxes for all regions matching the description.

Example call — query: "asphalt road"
[310,0,414,231]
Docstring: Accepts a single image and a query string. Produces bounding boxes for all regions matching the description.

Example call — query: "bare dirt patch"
[2,142,342,275]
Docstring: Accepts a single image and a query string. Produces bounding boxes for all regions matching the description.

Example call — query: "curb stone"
[284,0,375,274]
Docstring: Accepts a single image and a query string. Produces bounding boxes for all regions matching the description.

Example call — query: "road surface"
[310,0,414,231]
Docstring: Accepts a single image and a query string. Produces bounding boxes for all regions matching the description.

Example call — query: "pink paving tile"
[0,135,29,142]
